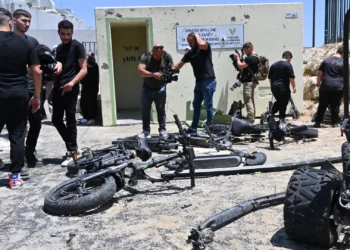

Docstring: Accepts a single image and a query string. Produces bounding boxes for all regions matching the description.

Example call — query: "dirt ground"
[0,114,347,250]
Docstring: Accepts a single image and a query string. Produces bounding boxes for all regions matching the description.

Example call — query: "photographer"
[172,32,216,133]
[268,51,296,121]
[232,42,259,124]
[138,44,173,139]
[80,52,99,125]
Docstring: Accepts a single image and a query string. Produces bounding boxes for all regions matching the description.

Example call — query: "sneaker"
[0,159,5,170]
[8,173,24,189]
[25,150,43,168]
[138,131,151,138]
[20,165,29,177]
[185,127,197,134]
[313,122,321,128]
[61,151,78,167]
[80,118,88,124]
[86,119,96,125]
[159,130,168,139]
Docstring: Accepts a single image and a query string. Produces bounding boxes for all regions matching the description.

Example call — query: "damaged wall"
[95,3,303,126]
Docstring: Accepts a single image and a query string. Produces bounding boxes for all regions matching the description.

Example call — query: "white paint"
[176,24,244,50]
[95,3,304,126]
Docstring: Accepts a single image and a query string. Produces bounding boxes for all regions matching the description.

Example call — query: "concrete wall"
[95,3,304,126]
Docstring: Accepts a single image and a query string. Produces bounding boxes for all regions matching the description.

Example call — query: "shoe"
[25,150,43,168]
[86,119,96,125]
[159,130,168,139]
[20,165,29,177]
[0,159,5,170]
[80,118,88,124]
[185,127,197,134]
[61,151,78,167]
[8,173,24,189]
[138,131,151,138]
[313,122,321,128]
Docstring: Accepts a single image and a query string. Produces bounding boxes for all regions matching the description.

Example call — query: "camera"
[160,65,180,84]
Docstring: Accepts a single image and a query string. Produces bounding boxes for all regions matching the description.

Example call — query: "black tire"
[342,142,350,175]
[44,175,117,215]
[283,166,343,248]
[244,152,267,166]
[291,127,318,138]
[289,125,307,134]
[165,160,187,170]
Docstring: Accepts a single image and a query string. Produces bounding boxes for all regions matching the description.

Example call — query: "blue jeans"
[191,78,216,128]
[141,87,166,133]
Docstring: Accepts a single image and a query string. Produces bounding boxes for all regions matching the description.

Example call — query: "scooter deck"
[161,156,342,178]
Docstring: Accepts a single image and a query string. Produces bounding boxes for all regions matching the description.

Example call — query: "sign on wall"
[176,25,244,50]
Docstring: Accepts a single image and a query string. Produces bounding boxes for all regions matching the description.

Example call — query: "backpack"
[248,54,269,82]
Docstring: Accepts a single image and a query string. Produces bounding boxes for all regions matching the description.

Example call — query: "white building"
[0,0,97,55]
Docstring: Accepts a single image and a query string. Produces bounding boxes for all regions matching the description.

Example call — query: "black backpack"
[142,51,171,69]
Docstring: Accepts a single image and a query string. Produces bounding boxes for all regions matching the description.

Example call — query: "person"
[0,9,41,188]
[172,33,216,133]
[314,47,346,128]
[268,51,296,121]
[232,42,259,123]
[48,20,87,167]
[12,9,45,169]
[80,52,99,126]
[137,44,174,138]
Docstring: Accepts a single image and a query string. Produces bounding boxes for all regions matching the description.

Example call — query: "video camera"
[35,44,57,81]
[229,49,244,91]
[160,65,180,84]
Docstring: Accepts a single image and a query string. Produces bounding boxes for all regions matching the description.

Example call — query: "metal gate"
[82,41,98,57]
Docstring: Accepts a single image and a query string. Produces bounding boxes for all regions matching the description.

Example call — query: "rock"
[303,76,318,101]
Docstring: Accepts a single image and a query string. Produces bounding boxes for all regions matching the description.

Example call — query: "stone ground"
[0,113,347,250]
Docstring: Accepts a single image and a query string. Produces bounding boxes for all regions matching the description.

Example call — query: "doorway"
[110,21,149,125]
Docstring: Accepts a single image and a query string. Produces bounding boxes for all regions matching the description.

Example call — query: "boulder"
[303,76,318,101]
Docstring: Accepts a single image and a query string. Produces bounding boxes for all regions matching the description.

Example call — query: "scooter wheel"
[245,152,267,166]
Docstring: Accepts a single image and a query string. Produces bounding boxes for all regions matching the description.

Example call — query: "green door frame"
[105,17,156,125]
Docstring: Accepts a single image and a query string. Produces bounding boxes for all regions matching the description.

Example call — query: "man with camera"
[0,9,41,188]
[268,51,296,121]
[232,42,259,124]
[138,44,174,139]
[80,52,99,125]
[172,32,216,133]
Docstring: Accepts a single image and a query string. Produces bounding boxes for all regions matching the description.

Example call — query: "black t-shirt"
[0,31,39,95]
[25,35,40,91]
[318,56,345,91]
[181,43,215,82]
[139,52,174,90]
[268,60,295,92]
[81,63,99,89]
[55,39,86,87]
[240,55,259,82]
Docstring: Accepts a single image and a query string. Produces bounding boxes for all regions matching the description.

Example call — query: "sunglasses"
[153,46,164,50]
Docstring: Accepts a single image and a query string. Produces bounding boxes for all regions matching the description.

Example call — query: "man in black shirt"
[138,44,174,138]
[0,9,41,189]
[13,9,44,169]
[314,47,346,128]
[48,20,87,167]
[233,42,259,123]
[80,52,99,126]
[173,32,216,133]
[268,51,296,121]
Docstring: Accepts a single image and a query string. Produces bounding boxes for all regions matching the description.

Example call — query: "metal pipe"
[313,0,316,47]
[344,8,350,118]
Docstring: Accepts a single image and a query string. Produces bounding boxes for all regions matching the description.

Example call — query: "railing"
[82,41,98,57]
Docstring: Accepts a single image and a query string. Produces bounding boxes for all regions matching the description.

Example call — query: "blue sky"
[55,0,325,47]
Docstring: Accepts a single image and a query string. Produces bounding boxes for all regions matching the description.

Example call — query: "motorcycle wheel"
[245,152,267,166]
[43,175,117,215]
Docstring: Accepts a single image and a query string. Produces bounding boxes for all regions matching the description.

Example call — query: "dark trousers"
[315,90,343,124]
[192,78,216,128]
[141,87,166,133]
[271,88,291,120]
[80,86,99,120]
[26,91,42,153]
[41,88,47,119]
[0,94,29,173]
[51,85,79,152]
